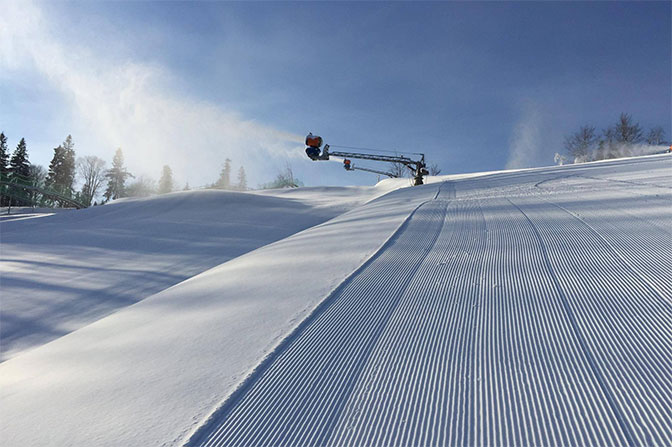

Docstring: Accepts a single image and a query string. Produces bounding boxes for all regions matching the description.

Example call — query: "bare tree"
[27,164,47,206]
[609,113,643,145]
[646,126,665,145]
[389,161,409,178]
[564,125,598,161]
[262,162,303,188]
[77,156,106,207]
[600,113,644,159]
[428,163,442,176]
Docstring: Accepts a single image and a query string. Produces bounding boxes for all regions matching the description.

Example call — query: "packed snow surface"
[0,186,386,361]
[1,154,670,447]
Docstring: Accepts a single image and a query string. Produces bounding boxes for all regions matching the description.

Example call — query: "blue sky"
[1,1,670,188]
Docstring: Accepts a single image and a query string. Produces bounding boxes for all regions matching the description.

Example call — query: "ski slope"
[189,155,672,447]
[0,186,389,361]
[1,155,670,447]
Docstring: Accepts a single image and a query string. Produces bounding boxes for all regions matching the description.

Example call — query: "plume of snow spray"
[574,143,669,164]
[0,0,304,187]
[506,101,542,170]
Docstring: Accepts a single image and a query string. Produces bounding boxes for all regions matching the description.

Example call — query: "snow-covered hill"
[0,186,390,361]
[1,154,670,447]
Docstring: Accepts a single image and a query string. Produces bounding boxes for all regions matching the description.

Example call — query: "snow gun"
[305,133,428,185]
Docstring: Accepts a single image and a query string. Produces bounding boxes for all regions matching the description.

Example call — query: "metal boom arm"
[343,159,398,178]
[305,135,428,185]
[327,148,414,165]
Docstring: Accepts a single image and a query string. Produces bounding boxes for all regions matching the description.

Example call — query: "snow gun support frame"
[305,133,428,185]
[342,159,398,178]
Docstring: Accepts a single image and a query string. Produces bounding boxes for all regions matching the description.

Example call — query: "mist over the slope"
[572,143,669,163]
[0,1,303,188]
[506,101,544,170]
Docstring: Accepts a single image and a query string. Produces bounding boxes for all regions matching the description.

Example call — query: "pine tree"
[9,138,30,206]
[45,135,77,198]
[46,145,66,190]
[0,132,9,206]
[0,132,8,175]
[104,148,133,201]
[62,135,76,194]
[183,182,190,191]
[10,138,30,178]
[237,166,247,191]
[215,158,231,189]
[158,165,173,194]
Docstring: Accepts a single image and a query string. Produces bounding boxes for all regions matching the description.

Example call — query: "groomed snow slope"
[189,155,672,447]
[1,155,671,447]
[0,186,387,361]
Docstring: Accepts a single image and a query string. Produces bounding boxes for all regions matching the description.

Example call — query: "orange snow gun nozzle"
[305,134,323,148]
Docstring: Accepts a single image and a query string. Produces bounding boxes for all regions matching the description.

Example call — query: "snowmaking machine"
[305,133,428,185]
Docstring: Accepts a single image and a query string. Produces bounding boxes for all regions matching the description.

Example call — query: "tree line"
[0,133,141,207]
[0,132,259,209]
[560,113,667,164]
[210,158,248,191]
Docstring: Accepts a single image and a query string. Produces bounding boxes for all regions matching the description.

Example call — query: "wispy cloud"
[1,1,303,186]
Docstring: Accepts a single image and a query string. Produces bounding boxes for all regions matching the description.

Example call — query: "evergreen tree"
[9,138,30,206]
[0,132,8,175]
[215,158,231,189]
[237,166,247,190]
[0,132,8,206]
[45,135,76,198]
[62,135,76,192]
[104,148,133,201]
[9,138,30,178]
[183,182,190,191]
[46,145,66,190]
[158,165,173,194]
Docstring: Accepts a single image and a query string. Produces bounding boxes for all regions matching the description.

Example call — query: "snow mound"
[0,187,379,361]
